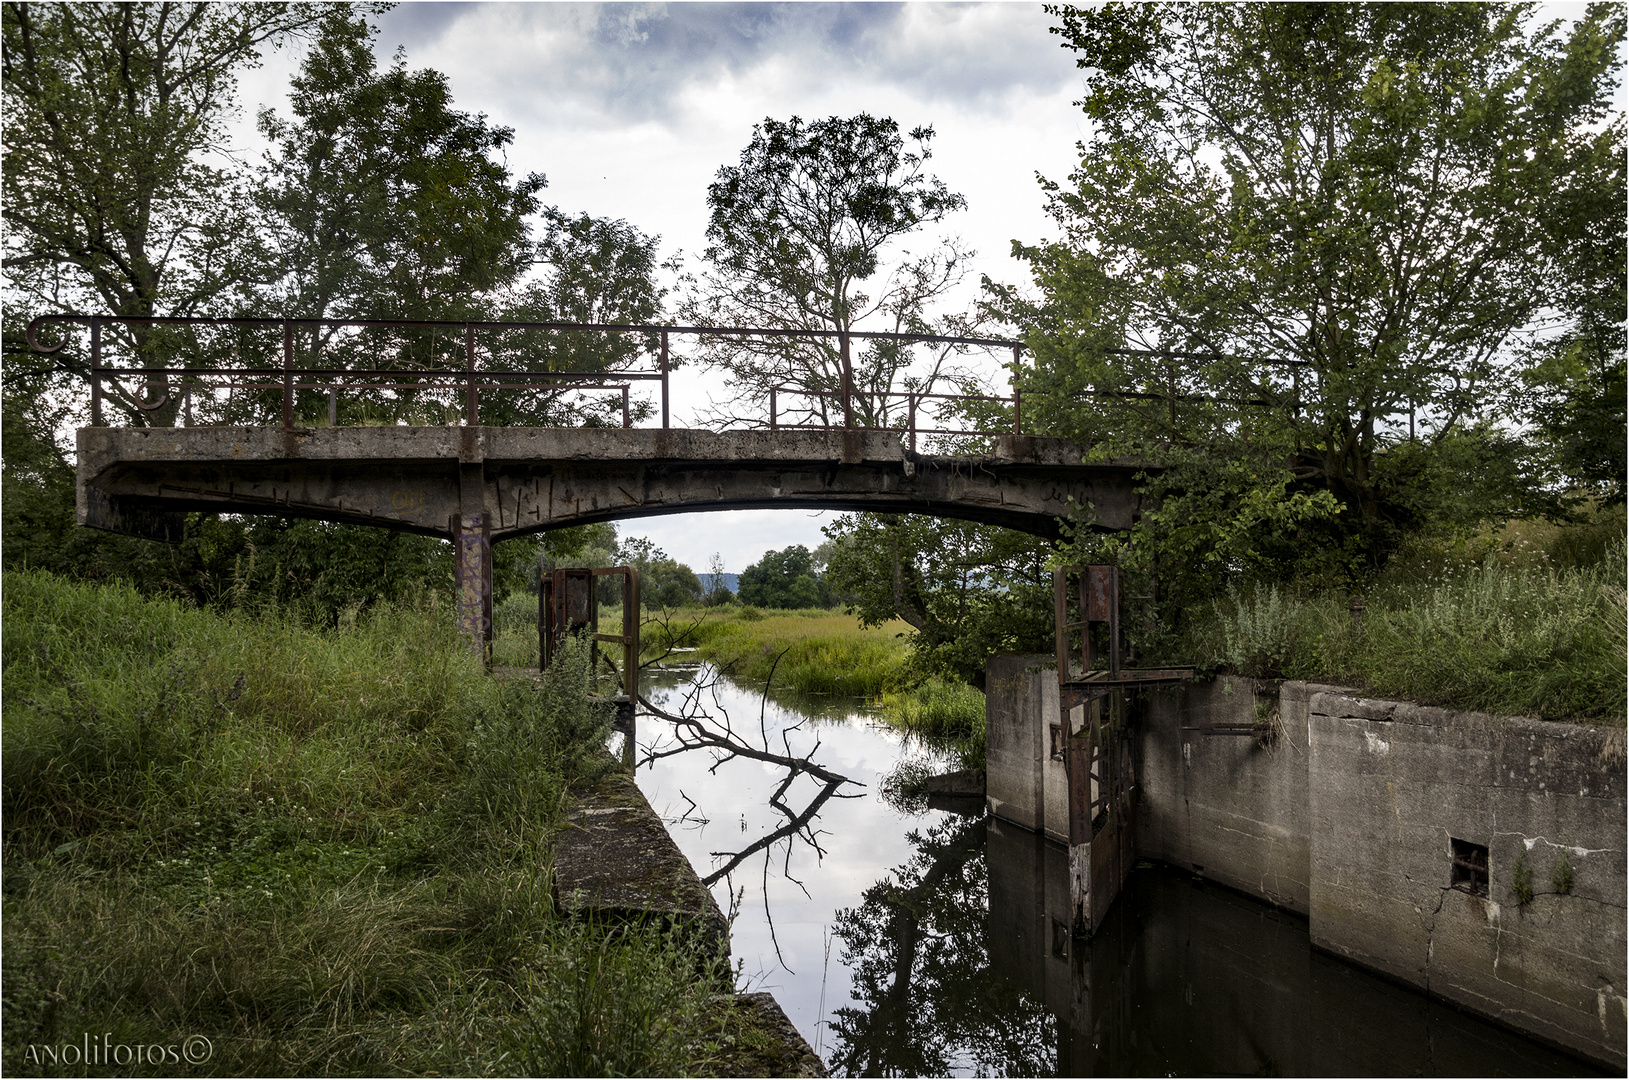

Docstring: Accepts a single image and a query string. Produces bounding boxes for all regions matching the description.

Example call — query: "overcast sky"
[235,1,1090,572]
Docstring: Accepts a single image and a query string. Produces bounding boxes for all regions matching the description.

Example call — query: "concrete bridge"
[77,424,1145,650]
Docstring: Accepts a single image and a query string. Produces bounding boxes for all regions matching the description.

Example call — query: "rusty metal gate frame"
[541,565,641,766]
[1054,565,1193,935]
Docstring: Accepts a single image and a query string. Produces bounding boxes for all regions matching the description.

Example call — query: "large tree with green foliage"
[822,515,1053,687]
[686,114,984,429]
[737,544,827,610]
[991,2,1625,610]
[257,10,544,326]
[2,1,335,426]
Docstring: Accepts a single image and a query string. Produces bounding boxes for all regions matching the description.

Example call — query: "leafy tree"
[611,536,702,611]
[823,515,1054,687]
[685,114,983,429]
[701,551,735,607]
[737,544,824,609]
[2,1,336,427]
[991,2,1627,616]
[485,209,672,428]
[258,10,543,324]
[253,8,546,426]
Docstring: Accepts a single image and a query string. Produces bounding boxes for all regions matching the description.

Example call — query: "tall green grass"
[1193,544,1626,723]
[1,570,730,1076]
[645,607,913,697]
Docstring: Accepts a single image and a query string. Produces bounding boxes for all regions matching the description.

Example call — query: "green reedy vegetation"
[1188,538,1627,724]
[647,608,912,697]
[2,570,731,1076]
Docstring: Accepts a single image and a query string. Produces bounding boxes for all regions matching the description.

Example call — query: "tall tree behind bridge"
[2,1,335,427]
[685,114,984,430]
[990,2,1625,605]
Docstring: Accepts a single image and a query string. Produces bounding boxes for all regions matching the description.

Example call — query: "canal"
[634,663,1603,1077]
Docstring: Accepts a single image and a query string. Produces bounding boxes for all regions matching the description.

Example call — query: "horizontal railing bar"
[94,366,664,381]
[26,313,1023,350]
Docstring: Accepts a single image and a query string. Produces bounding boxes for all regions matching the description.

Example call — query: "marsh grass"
[1192,542,1626,723]
[645,607,913,697]
[2,570,728,1077]
[879,678,988,767]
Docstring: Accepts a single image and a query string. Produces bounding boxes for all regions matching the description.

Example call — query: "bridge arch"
[77,425,1146,653]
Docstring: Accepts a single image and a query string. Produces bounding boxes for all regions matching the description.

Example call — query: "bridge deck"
[77,425,1146,542]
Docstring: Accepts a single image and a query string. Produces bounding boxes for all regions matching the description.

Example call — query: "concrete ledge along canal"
[600,658,1622,1076]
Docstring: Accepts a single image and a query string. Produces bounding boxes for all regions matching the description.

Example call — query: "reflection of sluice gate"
[989,565,1194,938]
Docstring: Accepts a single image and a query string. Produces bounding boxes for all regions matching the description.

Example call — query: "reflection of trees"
[827,817,1057,1078]
[639,657,865,970]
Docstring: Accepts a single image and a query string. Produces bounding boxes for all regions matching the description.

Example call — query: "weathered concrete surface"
[716,993,828,1078]
[1134,677,1346,914]
[553,770,728,957]
[988,661,1627,1068]
[1306,693,1627,1069]
[985,656,1056,832]
[77,426,1146,541]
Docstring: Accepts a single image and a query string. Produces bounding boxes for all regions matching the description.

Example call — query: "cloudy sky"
[237,1,1092,573]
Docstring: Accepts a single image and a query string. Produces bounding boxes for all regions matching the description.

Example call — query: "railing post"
[1012,344,1023,434]
[464,323,477,426]
[770,387,777,431]
[89,318,103,426]
[908,391,916,455]
[660,330,670,429]
[621,386,630,428]
[282,321,293,428]
[840,330,854,428]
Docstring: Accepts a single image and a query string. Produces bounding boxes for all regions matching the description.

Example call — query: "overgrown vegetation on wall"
[1187,528,1627,724]
[1,571,735,1076]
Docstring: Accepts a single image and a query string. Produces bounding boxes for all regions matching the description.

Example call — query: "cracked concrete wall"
[1134,677,1332,914]
[1306,692,1627,1070]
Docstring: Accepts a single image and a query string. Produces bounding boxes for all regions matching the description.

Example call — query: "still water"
[633,664,1601,1077]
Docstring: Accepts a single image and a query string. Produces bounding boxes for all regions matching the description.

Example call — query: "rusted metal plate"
[1087,565,1114,622]
[1066,736,1094,846]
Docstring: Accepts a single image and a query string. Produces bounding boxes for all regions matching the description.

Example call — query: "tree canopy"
[737,544,827,610]
[989,1,1626,606]
[686,114,983,429]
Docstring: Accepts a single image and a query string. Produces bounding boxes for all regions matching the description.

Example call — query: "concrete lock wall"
[985,661,1629,1069]
[1305,692,1627,1070]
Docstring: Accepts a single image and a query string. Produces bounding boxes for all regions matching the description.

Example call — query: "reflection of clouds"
[635,665,960,1050]
[375,3,1073,129]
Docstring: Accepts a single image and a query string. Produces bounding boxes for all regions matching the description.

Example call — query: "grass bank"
[1,571,744,1076]
[648,606,987,764]
[1191,542,1627,724]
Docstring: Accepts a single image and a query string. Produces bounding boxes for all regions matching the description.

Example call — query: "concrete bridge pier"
[455,509,493,662]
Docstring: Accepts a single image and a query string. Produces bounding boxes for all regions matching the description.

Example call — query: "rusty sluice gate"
[1053,565,1193,938]
[542,566,640,766]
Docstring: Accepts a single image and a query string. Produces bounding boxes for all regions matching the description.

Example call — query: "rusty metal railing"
[23,313,1027,436]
